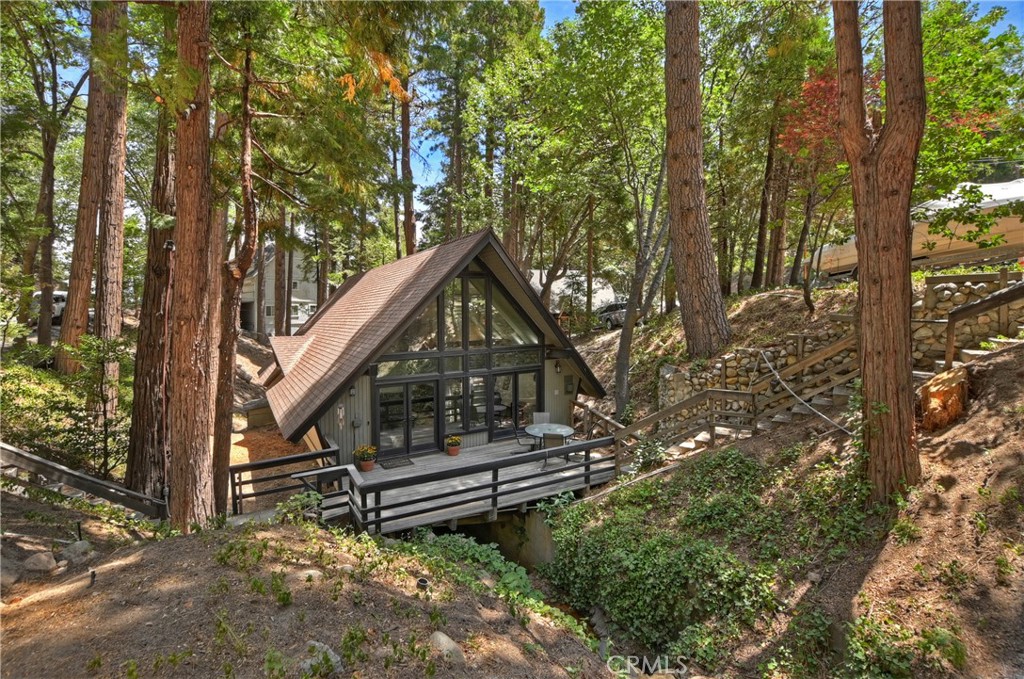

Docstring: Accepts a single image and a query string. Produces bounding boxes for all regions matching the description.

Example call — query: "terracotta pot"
[447,446,460,456]
[358,460,374,472]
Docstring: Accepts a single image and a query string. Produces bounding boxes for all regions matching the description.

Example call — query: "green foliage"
[276,491,323,525]
[0,341,132,479]
[843,613,915,679]
[263,649,287,679]
[535,490,575,525]
[631,436,668,471]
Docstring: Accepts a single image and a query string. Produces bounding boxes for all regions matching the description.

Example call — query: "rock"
[937,289,953,302]
[339,564,354,574]
[23,552,57,572]
[808,571,822,584]
[952,292,967,304]
[58,540,94,566]
[287,569,324,587]
[1,562,22,588]
[913,326,933,339]
[237,367,253,383]
[429,631,466,664]
[299,641,343,677]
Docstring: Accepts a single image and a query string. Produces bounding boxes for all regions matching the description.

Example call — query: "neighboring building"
[527,269,617,314]
[263,230,606,464]
[815,179,1024,277]
[240,243,319,334]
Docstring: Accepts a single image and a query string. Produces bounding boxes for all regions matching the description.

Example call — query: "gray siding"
[315,374,372,464]
[544,359,579,425]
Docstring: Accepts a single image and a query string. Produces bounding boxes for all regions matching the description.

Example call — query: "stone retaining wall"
[911,271,1024,369]
[659,321,856,421]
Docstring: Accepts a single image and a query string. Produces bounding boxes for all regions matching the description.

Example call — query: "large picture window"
[372,263,544,455]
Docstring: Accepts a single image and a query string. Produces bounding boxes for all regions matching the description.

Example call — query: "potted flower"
[353,445,377,472]
[445,435,462,456]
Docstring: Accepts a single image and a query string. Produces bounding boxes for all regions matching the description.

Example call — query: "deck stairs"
[600,333,862,465]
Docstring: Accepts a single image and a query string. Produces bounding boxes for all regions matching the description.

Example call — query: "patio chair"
[511,420,538,453]
[532,411,550,424]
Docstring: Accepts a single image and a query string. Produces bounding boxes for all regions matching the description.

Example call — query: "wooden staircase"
[607,334,860,465]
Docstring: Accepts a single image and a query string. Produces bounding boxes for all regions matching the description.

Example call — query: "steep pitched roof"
[266,229,605,442]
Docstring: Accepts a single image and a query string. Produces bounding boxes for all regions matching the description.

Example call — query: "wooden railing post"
[491,468,499,520]
[374,490,382,533]
[999,268,1009,335]
[230,472,239,516]
[584,447,592,490]
[944,318,957,371]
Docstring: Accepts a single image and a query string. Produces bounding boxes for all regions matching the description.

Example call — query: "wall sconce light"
[349,386,356,398]
[555,361,562,374]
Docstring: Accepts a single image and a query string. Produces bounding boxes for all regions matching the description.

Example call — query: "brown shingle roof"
[266,229,606,442]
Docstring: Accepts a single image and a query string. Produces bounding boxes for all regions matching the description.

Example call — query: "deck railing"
[229,444,340,515]
[292,437,616,534]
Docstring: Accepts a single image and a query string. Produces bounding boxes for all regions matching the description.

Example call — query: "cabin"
[262,229,606,465]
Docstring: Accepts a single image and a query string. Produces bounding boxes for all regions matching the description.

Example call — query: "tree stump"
[919,367,968,432]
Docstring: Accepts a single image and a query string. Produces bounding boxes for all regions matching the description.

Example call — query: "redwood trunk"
[833,0,925,503]
[789,189,815,285]
[35,132,58,348]
[213,44,260,515]
[94,1,128,420]
[665,1,731,359]
[169,0,215,530]
[126,15,176,499]
[255,230,266,337]
[57,4,114,372]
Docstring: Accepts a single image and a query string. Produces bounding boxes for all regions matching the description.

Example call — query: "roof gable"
[266,229,605,441]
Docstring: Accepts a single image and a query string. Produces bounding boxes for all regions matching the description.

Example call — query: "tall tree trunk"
[453,93,464,238]
[665,1,731,360]
[586,196,594,316]
[401,77,415,256]
[317,222,329,307]
[126,92,175,499]
[213,44,260,514]
[35,131,58,348]
[255,230,266,337]
[391,97,401,259]
[765,157,792,287]
[169,0,215,531]
[834,0,925,503]
[751,103,779,289]
[94,0,129,420]
[56,3,114,372]
[274,208,286,335]
[789,188,816,285]
[484,125,495,200]
[285,215,295,335]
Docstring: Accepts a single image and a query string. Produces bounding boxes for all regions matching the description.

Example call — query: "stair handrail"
[944,279,1024,369]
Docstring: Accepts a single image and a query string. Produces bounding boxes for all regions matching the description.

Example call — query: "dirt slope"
[0,517,608,679]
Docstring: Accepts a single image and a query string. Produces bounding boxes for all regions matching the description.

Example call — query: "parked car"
[596,301,643,330]
[29,290,68,325]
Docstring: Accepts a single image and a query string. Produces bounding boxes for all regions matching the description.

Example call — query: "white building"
[240,244,320,334]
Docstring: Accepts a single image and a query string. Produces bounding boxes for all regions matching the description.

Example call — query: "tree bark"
[35,131,58,348]
[765,157,792,287]
[833,0,925,503]
[126,96,175,499]
[789,189,816,285]
[57,3,115,372]
[255,230,266,337]
[274,207,286,335]
[401,77,415,256]
[285,214,295,335]
[94,0,128,420]
[168,0,215,531]
[750,103,779,289]
[665,0,731,360]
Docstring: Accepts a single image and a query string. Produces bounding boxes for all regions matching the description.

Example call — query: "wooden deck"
[293,437,618,535]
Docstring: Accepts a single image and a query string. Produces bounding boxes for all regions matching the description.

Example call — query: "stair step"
[755,420,774,431]
[810,396,833,406]
[772,413,792,423]
[791,403,814,415]
[989,337,1023,348]
[959,348,990,362]
[912,370,936,381]
[693,426,741,443]
[832,385,855,396]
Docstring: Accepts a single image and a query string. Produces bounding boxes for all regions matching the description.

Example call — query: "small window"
[291,281,298,290]
[265,305,273,317]
[308,305,317,314]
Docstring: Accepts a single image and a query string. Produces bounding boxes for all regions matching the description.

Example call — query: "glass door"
[377,381,439,456]
[492,370,539,438]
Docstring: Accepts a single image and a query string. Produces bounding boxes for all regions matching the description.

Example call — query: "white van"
[30,290,68,325]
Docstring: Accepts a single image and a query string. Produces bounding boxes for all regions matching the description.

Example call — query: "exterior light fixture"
[555,361,562,374]
[349,386,356,398]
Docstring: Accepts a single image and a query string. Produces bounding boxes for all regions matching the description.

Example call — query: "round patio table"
[525,423,575,446]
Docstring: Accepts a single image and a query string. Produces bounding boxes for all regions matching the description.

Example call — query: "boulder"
[58,540,94,566]
[299,641,343,677]
[23,552,57,572]
[429,631,466,664]
[1,562,22,588]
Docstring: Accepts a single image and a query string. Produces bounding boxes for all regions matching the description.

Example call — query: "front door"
[377,381,438,456]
